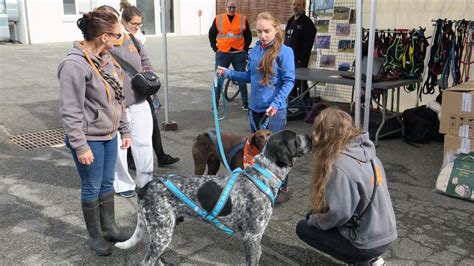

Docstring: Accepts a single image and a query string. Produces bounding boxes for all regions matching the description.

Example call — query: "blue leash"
[212,74,227,121]
[212,73,232,173]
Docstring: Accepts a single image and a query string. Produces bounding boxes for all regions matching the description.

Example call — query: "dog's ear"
[248,132,257,145]
[264,130,298,167]
[276,146,293,167]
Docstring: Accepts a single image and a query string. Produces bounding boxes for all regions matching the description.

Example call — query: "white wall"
[24,0,122,44]
[21,0,214,43]
[173,0,215,36]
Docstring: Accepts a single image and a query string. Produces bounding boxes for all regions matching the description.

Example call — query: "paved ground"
[0,35,473,265]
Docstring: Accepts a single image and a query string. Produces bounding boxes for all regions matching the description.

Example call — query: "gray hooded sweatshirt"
[58,41,130,155]
[110,33,154,107]
[308,133,397,249]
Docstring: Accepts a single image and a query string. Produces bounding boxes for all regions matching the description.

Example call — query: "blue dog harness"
[207,130,245,167]
[158,164,282,235]
[159,169,242,235]
[243,163,282,206]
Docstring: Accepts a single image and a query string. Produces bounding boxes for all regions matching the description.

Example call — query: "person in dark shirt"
[209,0,252,110]
[284,0,316,101]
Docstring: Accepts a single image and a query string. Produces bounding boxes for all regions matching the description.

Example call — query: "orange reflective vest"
[216,13,246,52]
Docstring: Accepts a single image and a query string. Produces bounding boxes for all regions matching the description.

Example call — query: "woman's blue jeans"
[65,136,118,202]
[249,109,289,190]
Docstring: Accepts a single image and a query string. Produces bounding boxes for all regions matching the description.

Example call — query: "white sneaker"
[370,257,386,266]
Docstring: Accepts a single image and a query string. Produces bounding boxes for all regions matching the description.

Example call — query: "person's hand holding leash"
[216,66,227,77]
[121,137,132,150]
[266,106,277,117]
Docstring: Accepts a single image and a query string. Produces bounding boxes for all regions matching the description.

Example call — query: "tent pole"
[363,0,377,132]
[161,0,178,131]
[354,0,363,128]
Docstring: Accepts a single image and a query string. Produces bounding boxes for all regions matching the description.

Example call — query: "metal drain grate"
[10,128,65,150]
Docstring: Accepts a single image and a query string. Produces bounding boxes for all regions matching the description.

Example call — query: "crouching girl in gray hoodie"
[296,108,397,265]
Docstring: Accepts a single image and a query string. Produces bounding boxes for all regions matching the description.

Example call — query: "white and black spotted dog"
[116,130,312,265]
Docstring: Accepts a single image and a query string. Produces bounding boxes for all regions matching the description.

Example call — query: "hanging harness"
[423,19,445,95]
[158,163,281,235]
[460,29,473,82]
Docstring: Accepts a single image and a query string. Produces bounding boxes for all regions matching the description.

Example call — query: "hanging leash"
[212,74,228,121]
[259,113,270,130]
[211,73,233,173]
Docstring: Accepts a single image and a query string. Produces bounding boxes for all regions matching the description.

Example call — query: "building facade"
[6,0,216,44]
[3,0,296,44]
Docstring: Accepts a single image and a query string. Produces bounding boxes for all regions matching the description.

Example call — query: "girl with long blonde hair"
[295,107,397,265]
[217,12,295,204]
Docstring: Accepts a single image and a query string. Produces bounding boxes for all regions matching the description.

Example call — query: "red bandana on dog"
[243,138,260,168]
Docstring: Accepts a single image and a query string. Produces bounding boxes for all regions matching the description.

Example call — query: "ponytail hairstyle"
[256,12,284,86]
[76,9,119,41]
[310,107,362,213]
[120,0,143,23]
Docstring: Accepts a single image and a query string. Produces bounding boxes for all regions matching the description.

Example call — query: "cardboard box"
[444,135,474,159]
[439,83,474,138]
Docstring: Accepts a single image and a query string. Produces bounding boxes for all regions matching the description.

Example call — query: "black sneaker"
[118,190,136,198]
[158,154,180,167]
[242,102,249,111]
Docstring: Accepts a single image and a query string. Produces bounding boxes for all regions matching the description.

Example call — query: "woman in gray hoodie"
[58,10,131,256]
[296,108,397,265]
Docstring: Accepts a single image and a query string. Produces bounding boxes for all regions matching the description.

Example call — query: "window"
[63,0,76,15]
[63,0,92,15]
[0,0,6,14]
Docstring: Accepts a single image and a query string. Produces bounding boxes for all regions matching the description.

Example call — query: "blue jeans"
[248,109,289,190]
[215,51,248,103]
[65,136,118,202]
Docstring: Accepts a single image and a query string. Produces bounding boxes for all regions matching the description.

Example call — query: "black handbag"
[110,49,160,97]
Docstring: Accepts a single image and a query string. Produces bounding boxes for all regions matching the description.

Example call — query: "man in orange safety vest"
[209,0,252,111]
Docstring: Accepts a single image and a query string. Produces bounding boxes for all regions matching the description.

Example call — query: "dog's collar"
[252,163,281,189]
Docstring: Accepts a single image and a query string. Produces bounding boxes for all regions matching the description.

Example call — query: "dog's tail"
[115,209,146,249]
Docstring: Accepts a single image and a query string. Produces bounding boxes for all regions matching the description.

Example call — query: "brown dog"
[192,129,272,175]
